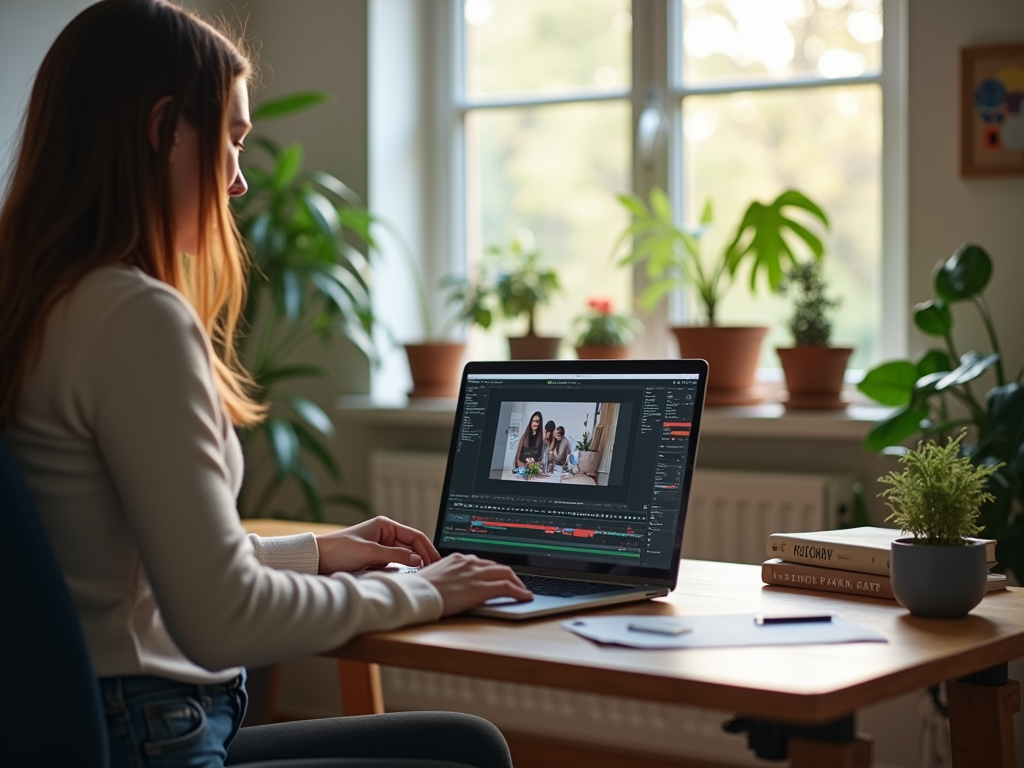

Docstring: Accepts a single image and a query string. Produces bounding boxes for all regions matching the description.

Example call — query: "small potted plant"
[615,189,828,406]
[450,234,562,359]
[880,431,1002,618]
[775,261,853,409]
[575,420,601,478]
[573,297,639,360]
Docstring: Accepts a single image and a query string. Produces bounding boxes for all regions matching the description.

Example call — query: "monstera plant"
[232,91,373,521]
[857,243,1024,582]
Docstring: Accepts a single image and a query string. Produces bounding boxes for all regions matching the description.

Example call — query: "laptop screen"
[433,359,708,586]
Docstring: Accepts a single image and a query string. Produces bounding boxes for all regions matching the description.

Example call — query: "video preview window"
[487,401,623,487]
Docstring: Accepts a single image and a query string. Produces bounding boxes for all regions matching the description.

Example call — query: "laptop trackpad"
[483,596,521,606]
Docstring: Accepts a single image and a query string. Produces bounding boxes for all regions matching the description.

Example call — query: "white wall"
[0,0,95,181]
[907,0,1024,378]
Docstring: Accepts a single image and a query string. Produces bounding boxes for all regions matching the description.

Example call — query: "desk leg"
[724,714,872,765]
[337,660,385,716]
[948,664,1020,768]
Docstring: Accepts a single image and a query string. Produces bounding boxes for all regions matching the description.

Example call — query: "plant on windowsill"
[572,297,640,360]
[448,233,562,359]
[378,228,478,399]
[231,91,373,522]
[857,243,1024,583]
[574,417,601,477]
[775,261,853,409]
[880,431,1001,618]
[614,188,829,406]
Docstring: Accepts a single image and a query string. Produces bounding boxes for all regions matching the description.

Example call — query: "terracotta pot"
[403,342,466,398]
[508,334,561,360]
[777,346,854,409]
[575,345,632,360]
[671,326,768,406]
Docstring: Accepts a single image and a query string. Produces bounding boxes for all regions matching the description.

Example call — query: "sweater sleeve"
[248,533,320,574]
[78,288,443,672]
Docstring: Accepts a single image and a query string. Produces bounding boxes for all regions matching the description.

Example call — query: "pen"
[754,614,833,625]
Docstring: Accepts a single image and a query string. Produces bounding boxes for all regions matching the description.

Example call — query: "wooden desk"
[326,559,1024,767]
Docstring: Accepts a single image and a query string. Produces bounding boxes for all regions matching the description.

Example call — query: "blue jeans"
[100,671,247,768]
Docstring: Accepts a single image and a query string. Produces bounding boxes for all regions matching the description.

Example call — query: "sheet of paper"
[561,613,887,649]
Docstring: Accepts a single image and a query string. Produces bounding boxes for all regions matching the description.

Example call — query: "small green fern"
[878,431,1001,546]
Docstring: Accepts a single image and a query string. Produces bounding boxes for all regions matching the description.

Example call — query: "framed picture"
[961,43,1024,176]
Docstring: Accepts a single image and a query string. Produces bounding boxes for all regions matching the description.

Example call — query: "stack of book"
[761,526,1007,600]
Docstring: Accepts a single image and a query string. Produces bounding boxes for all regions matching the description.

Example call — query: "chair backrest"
[0,435,109,767]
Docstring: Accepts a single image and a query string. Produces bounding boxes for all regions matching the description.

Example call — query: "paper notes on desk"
[562,613,887,650]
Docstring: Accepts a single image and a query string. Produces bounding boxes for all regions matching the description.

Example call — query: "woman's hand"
[416,553,534,616]
[315,517,441,575]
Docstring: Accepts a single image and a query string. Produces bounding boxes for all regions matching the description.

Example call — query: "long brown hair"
[0,0,263,428]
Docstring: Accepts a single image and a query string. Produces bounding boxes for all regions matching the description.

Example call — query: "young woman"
[513,411,544,468]
[0,2,529,766]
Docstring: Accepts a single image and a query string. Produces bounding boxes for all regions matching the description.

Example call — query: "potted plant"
[575,419,601,477]
[386,239,478,398]
[880,431,1001,618]
[451,234,562,359]
[232,91,372,521]
[572,297,639,360]
[615,189,829,405]
[775,261,853,409]
[857,243,1024,583]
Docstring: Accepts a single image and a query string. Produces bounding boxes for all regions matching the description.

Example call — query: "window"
[443,0,903,370]
[460,0,634,361]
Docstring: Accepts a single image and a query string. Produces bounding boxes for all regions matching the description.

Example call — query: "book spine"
[761,559,895,600]
[765,535,891,575]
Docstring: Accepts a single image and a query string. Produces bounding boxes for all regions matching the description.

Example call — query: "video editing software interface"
[438,372,701,571]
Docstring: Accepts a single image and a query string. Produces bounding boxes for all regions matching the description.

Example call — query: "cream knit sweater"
[5,265,442,684]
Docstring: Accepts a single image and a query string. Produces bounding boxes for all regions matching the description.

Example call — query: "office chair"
[0,435,471,768]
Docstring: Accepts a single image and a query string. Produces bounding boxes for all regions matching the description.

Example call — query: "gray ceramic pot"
[890,538,987,618]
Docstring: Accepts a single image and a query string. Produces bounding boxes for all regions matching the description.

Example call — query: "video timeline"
[442,509,645,559]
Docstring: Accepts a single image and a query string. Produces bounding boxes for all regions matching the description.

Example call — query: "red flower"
[587,297,613,314]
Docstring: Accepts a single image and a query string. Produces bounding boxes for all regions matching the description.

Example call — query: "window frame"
[431,0,906,371]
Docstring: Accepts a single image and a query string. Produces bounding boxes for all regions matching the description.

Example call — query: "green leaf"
[699,199,714,225]
[725,189,829,293]
[257,364,325,388]
[251,91,331,121]
[863,405,929,452]
[987,383,1024,448]
[913,300,952,337]
[936,352,1000,390]
[272,144,303,191]
[916,348,953,377]
[857,360,918,406]
[292,420,340,479]
[285,394,335,437]
[299,190,341,239]
[308,171,364,207]
[934,243,993,302]
[266,419,299,476]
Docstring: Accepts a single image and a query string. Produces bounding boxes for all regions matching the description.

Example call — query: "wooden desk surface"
[326,559,1024,725]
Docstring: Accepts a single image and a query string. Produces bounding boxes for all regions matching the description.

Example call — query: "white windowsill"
[335,395,892,442]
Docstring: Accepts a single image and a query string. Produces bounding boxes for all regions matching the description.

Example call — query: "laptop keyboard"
[519,574,627,598]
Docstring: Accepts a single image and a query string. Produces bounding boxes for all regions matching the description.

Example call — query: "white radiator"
[367,451,858,764]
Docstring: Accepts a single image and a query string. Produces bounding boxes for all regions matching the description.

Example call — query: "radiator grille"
[368,451,856,762]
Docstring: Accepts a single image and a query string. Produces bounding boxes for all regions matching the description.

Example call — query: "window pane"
[466,102,632,360]
[465,0,632,98]
[681,0,882,87]
[681,85,881,369]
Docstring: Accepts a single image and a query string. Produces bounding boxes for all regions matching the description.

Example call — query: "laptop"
[431,359,708,619]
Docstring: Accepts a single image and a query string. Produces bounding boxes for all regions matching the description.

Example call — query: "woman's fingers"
[417,554,533,615]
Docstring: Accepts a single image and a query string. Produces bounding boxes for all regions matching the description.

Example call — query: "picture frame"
[960,43,1024,176]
